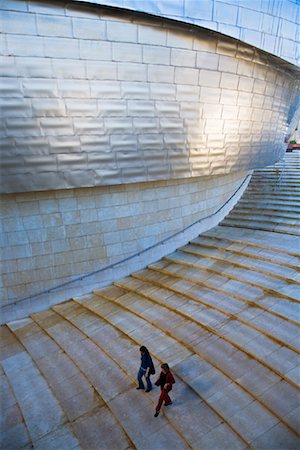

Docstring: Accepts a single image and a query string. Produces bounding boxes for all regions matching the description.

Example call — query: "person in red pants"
[154,363,175,417]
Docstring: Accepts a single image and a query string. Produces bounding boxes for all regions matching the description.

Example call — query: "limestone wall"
[1,171,248,311]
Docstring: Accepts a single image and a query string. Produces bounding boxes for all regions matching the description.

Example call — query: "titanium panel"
[71,0,300,66]
[1,0,300,193]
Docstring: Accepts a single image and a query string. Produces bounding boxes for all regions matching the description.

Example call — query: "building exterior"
[1,0,299,318]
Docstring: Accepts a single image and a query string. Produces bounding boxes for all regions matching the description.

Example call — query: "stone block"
[220,73,239,90]
[65,99,97,117]
[138,25,167,46]
[6,34,44,57]
[220,89,238,105]
[48,136,81,154]
[160,117,184,132]
[202,104,223,119]
[72,17,106,40]
[107,20,137,42]
[222,105,239,120]
[51,59,86,79]
[79,40,111,61]
[57,80,90,99]
[86,61,117,80]
[175,67,199,85]
[1,98,32,119]
[5,118,43,138]
[118,62,147,82]
[15,57,53,79]
[36,14,72,37]
[214,2,238,25]
[0,56,18,78]
[237,59,254,77]
[40,118,74,136]
[155,101,180,117]
[44,37,79,59]
[7,230,28,246]
[199,69,221,88]
[185,0,213,21]
[112,42,142,63]
[31,98,66,117]
[1,0,28,11]
[138,134,163,149]
[238,7,262,31]
[104,118,133,133]
[22,79,58,98]
[127,100,155,117]
[91,81,121,98]
[167,29,194,49]
[133,117,159,132]
[200,87,221,104]
[143,45,171,65]
[148,64,174,83]
[150,83,175,100]
[1,10,37,34]
[237,92,253,106]
[121,81,149,99]
[238,76,254,92]
[98,99,127,117]
[176,84,200,101]
[218,55,238,73]
[171,48,196,67]
[22,215,43,230]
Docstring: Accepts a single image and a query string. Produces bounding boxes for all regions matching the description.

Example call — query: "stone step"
[244,191,300,199]
[192,234,300,269]
[98,283,300,443]
[56,299,247,449]
[7,317,105,424]
[117,270,300,366]
[238,198,300,207]
[181,243,300,283]
[205,226,300,259]
[31,308,187,450]
[0,340,31,449]
[119,271,300,384]
[162,251,300,302]
[1,323,80,449]
[141,259,299,325]
[227,207,299,221]
[228,213,300,227]
[221,220,300,237]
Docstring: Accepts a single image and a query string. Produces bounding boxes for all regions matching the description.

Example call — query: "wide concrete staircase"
[222,153,300,236]
[1,153,299,449]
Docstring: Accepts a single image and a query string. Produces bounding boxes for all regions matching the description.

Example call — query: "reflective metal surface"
[74,0,300,67]
[1,1,299,193]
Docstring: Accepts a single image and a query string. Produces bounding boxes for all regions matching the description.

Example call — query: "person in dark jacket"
[154,363,175,417]
[136,346,155,392]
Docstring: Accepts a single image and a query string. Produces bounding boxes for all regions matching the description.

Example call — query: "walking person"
[136,346,155,392]
[154,363,175,417]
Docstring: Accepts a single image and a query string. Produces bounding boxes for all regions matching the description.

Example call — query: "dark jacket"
[140,353,154,373]
[155,370,175,390]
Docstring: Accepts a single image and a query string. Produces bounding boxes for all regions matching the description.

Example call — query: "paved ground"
[1,153,299,449]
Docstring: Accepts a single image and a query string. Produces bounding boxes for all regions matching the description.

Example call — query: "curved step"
[92,285,300,444]
[31,307,189,450]
[0,324,80,449]
[55,299,248,449]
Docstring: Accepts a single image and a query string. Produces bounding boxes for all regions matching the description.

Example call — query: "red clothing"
[155,370,175,412]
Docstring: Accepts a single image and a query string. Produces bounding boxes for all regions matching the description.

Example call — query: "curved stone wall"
[74,0,300,67]
[1,170,248,312]
[1,0,299,193]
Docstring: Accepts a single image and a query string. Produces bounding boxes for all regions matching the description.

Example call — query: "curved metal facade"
[74,0,300,67]
[1,0,299,193]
